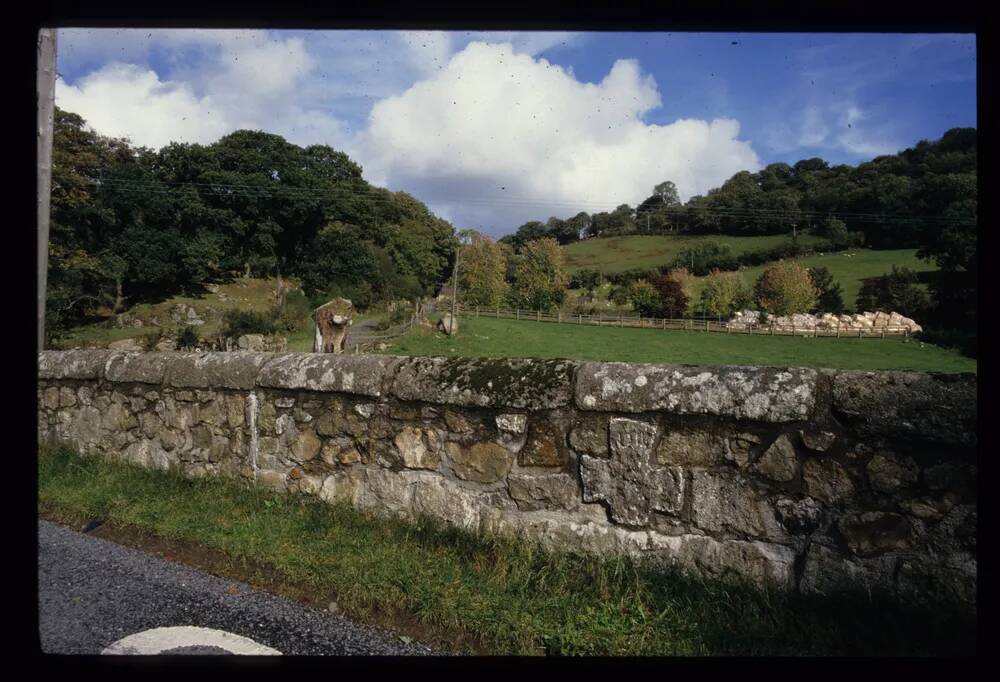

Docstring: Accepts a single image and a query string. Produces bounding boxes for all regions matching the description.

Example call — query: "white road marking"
[102,626,282,655]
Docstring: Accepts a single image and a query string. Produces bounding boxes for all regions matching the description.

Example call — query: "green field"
[380,316,975,373]
[563,234,828,274]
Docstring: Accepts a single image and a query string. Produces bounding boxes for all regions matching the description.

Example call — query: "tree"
[819,217,850,245]
[508,237,569,310]
[855,266,930,319]
[700,270,752,318]
[628,279,661,317]
[808,266,845,314]
[653,181,680,206]
[652,274,690,319]
[753,261,818,316]
[457,231,510,307]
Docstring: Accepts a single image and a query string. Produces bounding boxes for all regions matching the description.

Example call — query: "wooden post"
[476,305,479,318]
[536,309,540,322]
[37,28,56,351]
[579,313,582,325]
[557,311,561,323]
[516,308,520,320]
[619,314,623,328]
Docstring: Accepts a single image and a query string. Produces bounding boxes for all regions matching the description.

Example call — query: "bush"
[809,266,846,314]
[855,266,930,319]
[628,280,661,317]
[274,289,311,333]
[609,285,631,307]
[177,326,200,349]
[222,309,277,338]
[753,261,818,316]
[700,270,752,318]
[652,274,690,319]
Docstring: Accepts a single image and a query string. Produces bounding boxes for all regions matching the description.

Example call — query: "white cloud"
[56,63,231,148]
[358,42,760,232]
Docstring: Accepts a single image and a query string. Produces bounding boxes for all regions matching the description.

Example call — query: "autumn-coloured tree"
[700,269,752,317]
[508,237,570,310]
[628,279,661,317]
[652,273,690,319]
[753,261,818,316]
[457,231,510,307]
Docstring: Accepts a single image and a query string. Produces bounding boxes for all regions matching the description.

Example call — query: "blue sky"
[55,30,976,235]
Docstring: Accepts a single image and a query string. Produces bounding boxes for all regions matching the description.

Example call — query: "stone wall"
[37,351,977,612]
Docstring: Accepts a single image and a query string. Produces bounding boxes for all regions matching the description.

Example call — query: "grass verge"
[37,446,975,656]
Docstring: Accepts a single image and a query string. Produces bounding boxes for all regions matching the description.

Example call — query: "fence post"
[619,314,623,328]
[557,310,561,324]
[536,309,540,322]
[516,308,520,320]
[881,328,885,339]
[579,313,582,325]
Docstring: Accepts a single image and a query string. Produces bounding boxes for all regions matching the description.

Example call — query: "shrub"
[700,270,752,318]
[609,284,631,307]
[177,326,200,349]
[809,266,846,314]
[222,309,277,338]
[274,288,311,333]
[628,279,661,317]
[652,274,690,319]
[855,266,930,319]
[672,242,737,276]
[753,261,818,316]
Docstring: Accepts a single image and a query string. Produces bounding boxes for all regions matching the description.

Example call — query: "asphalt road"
[37,519,435,656]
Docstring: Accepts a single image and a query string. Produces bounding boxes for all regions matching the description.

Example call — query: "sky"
[55,29,977,236]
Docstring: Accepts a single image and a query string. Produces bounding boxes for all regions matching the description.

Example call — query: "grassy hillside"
[562,234,828,274]
[52,278,380,351]
[380,316,975,373]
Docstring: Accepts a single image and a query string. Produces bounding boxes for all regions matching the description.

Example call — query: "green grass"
[563,234,829,274]
[37,446,975,656]
[380,316,975,373]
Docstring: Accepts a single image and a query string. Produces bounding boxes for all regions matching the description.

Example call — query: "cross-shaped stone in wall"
[580,417,685,527]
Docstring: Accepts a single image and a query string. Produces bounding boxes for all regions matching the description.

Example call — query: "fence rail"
[449,303,914,339]
[346,310,425,353]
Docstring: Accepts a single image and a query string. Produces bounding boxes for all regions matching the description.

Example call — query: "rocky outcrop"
[37,350,977,612]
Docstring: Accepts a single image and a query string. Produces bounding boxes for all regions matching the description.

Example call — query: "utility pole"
[450,233,468,334]
[37,28,56,352]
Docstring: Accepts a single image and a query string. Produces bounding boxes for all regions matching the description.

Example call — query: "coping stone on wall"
[256,352,400,398]
[390,356,576,409]
[830,370,978,446]
[165,351,276,390]
[105,352,175,385]
[575,362,818,422]
[38,349,117,381]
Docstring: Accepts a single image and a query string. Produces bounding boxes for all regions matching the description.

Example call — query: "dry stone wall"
[37,350,977,612]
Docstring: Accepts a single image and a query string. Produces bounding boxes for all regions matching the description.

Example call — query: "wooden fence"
[449,303,914,339]
[346,311,424,354]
